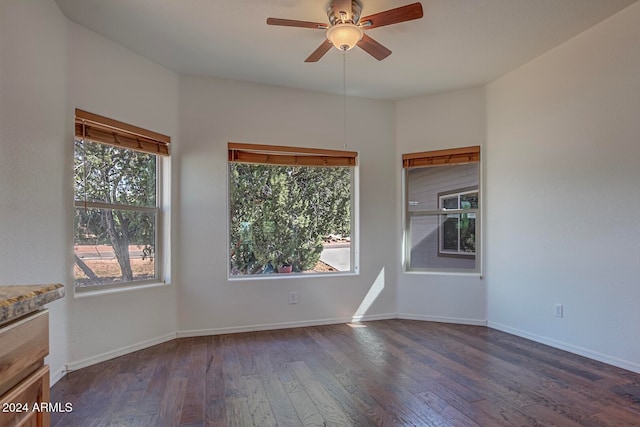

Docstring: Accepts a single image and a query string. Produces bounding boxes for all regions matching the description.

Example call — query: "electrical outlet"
[289,291,298,304]
[554,304,563,318]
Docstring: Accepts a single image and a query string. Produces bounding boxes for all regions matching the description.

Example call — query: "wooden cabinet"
[0,310,50,427]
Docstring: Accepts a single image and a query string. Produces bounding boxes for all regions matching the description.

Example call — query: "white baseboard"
[177,313,398,338]
[65,332,177,373]
[398,313,487,326]
[348,312,398,323]
[487,321,640,374]
[50,366,68,387]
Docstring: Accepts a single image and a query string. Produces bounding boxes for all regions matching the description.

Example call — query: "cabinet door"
[0,311,49,397]
[0,365,50,427]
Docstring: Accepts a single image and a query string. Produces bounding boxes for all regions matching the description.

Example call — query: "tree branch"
[74,254,102,285]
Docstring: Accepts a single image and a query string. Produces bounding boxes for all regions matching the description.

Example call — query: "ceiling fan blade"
[359,2,423,29]
[305,40,333,62]
[266,18,327,29]
[357,34,391,61]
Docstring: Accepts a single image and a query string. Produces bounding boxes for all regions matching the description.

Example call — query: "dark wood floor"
[51,319,640,426]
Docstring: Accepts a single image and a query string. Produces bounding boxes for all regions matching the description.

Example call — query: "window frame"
[227,142,359,279]
[73,110,170,292]
[402,146,481,275]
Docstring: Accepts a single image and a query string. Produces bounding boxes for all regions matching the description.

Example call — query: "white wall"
[0,0,70,382]
[395,87,487,325]
[65,22,179,367]
[486,2,640,372]
[177,76,397,334]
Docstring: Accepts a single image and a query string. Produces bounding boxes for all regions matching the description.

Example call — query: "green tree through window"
[229,163,352,275]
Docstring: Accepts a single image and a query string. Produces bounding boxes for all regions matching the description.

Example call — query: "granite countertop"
[0,284,65,326]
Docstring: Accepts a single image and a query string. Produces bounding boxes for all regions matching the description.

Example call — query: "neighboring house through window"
[439,188,478,256]
[403,146,480,273]
[73,109,170,291]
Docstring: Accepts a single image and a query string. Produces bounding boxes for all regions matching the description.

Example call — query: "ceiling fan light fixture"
[326,23,363,51]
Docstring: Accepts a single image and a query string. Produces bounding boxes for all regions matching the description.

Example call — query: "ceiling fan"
[267,0,423,62]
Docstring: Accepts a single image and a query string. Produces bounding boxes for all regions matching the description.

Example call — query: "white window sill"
[228,271,359,282]
[402,270,483,279]
[74,281,171,298]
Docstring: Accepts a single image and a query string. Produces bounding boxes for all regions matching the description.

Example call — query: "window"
[403,146,480,273]
[73,109,170,290]
[228,143,357,276]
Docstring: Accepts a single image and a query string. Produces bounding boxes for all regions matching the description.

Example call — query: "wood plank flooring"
[50,320,640,426]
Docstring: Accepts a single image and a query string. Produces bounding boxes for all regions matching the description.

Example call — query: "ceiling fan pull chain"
[343,50,347,149]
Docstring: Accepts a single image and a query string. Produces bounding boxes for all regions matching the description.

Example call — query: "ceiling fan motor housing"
[327,0,363,26]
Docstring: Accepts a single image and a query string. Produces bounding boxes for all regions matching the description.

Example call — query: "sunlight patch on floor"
[346,322,368,328]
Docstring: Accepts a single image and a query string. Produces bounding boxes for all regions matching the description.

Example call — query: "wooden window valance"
[402,146,480,168]
[75,109,170,156]
[228,142,357,167]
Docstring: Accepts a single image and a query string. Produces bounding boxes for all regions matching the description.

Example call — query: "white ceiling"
[55,0,637,100]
